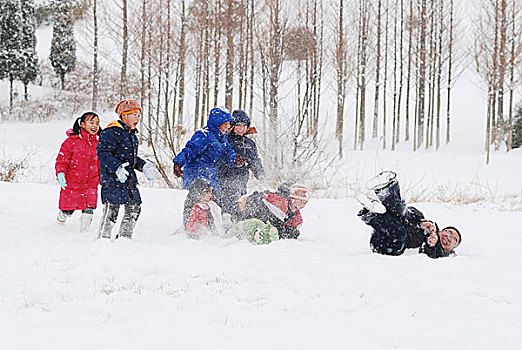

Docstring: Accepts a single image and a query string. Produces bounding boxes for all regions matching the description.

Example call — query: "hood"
[232,109,250,127]
[207,107,233,135]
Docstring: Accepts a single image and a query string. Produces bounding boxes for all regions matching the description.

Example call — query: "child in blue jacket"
[173,106,245,226]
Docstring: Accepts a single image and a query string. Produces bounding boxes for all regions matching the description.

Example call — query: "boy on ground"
[358,171,461,258]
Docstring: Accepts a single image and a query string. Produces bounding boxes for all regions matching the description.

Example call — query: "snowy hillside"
[1,180,521,350]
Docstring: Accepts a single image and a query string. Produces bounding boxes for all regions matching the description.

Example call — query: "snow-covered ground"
[0,179,521,350]
[1,5,521,348]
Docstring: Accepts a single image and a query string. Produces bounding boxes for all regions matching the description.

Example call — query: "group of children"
[55,100,461,258]
[55,101,307,244]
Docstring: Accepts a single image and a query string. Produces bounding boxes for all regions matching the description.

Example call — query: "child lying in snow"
[357,171,461,258]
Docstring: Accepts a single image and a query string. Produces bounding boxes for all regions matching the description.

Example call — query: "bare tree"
[416,0,427,150]
[177,0,187,126]
[372,0,383,140]
[120,0,128,98]
[92,0,98,110]
[336,0,349,158]
[382,0,390,149]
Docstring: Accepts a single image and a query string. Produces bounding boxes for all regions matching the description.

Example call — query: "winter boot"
[57,210,73,224]
[357,192,386,214]
[118,203,141,239]
[80,212,94,233]
[98,203,119,239]
[367,171,405,217]
[366,171,397,191]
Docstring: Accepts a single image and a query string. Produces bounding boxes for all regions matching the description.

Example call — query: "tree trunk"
[507,0,516,151]
[405,0,414,142]
[139,0,146,143]
[177,0,186,126]
[224,0,234,110]
[248,0,255,117]
[92,0,98,110]
[416,0,427,150]
[446,0,454,144]
[396,0,404,145]
[336,0,346,158]
[120,0,128,99]
[372,0,382,140]
[213,0,223,106]
[382,0,389,150]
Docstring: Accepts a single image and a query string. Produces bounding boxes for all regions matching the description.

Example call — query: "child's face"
[121,112,141,129]
[218,121,231,134]
[289,198,308,212]
[233,124,248,136]
[200,189,212,203]
[81,115,100,135]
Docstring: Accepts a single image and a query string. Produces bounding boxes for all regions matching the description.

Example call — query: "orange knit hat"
[115,99,142,116]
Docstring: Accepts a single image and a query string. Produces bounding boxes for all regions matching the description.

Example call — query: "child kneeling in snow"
[357,171,462,258]
[185,179,224,238]
[55,112,101,232]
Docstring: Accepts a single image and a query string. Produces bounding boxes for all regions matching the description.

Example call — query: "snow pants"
[214,185,245,222]
[98,199,141,239]
[360,179,408,256]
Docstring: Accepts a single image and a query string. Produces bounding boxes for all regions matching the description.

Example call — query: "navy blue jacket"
[217,132,264,191]
[97,120,146,204]
[174,109,236,190]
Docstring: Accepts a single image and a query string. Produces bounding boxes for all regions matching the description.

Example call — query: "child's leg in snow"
[373,179,406,218]
[183,188,200,227]
[118,201,141,238]
[57,210,74,223]
[98,202,119,238]
[366,212,408,256]
[216,186,244,221]
[80,207,96,233]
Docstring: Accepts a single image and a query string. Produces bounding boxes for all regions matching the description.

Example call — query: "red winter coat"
[55,128,100,210]
[185,202,211,236]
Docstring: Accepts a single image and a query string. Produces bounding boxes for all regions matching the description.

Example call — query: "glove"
[115,162,129,183]
[142,162,160,181]
[420,221,437,235]
[57,172,67,190]
[235,154,246,167]
[173,162,183,177]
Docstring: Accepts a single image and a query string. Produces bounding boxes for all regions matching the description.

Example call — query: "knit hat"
[289,184,309,201]
[115,99,142,117]
[232,109,251,127]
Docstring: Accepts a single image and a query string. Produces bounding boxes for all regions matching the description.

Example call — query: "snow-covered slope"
[0,181,521,349]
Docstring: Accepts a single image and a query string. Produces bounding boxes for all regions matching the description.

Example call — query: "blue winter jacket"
[97,120,146,205]
[217,132,264,191]
[173,109,236,189]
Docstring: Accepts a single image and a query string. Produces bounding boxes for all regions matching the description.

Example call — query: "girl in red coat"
[55,112,101,232]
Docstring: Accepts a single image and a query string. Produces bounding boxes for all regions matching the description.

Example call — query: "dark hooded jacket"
[97,120,146,205]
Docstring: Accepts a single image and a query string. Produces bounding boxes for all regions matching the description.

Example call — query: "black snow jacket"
[217,132,264,191]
